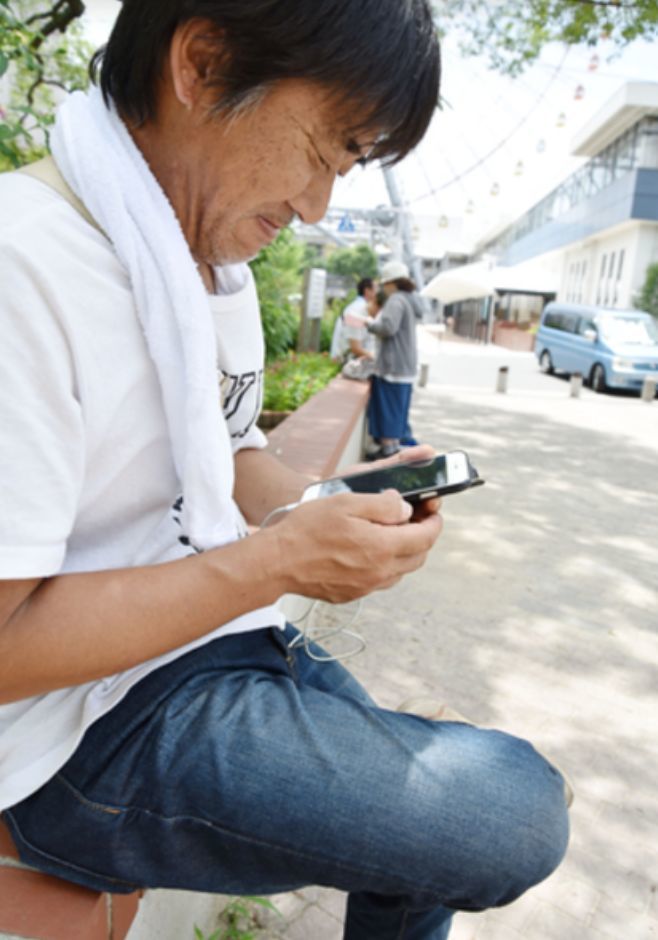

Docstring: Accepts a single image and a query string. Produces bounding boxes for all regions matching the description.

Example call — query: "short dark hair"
[91,0,440,165]
[392,278,416,293]
[357,278,374,297]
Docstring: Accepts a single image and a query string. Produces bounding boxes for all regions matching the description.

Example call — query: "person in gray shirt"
[366,260,423,458]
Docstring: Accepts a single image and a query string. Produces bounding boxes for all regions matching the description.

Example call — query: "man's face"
[153,80,374,266]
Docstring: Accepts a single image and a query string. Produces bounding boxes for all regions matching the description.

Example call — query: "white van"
[535,303,658,393]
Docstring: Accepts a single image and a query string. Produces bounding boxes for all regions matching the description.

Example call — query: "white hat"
[380,260,410,283]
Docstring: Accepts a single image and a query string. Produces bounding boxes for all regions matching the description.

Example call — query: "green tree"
[636,262,658,318]
[0,0,91,170]
[250,227,307,361]
[434,0,658,75]
[325,243,378,281]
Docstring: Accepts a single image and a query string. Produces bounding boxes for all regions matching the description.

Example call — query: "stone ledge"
[1,810,138,940]
[265,374,370,478]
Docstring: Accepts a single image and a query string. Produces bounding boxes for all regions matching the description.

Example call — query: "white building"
[480,81,658,321]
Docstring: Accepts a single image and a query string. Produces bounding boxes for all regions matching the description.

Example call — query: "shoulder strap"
[18,155,105,237]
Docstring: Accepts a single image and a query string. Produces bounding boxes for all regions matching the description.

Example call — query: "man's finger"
[384,510,444,557]
[329,490,414,526]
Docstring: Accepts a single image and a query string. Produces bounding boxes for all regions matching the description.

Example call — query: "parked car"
[535,303,658,394]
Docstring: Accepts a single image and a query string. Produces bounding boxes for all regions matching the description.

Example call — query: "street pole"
[382,166,425,290]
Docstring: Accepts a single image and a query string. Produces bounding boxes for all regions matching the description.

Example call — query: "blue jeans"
[5,626,569,940]
[368,376,414,442]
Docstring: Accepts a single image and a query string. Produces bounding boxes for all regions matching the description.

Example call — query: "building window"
[578,260,587,303]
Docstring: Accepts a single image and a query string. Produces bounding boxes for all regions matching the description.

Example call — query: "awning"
[421,261,495,304]
[422,259,559,304]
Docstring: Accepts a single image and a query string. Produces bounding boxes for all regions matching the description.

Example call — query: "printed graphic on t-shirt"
[167,368,262,554]
[171,495,202,554]
[220,369,263,439]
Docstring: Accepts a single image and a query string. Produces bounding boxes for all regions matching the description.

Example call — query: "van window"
[599,315,658,346]
[577,317,597,335]
[543,311,577,332]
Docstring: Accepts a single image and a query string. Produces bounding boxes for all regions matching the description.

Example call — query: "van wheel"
[539,350,554,374]
[591,364,607,393]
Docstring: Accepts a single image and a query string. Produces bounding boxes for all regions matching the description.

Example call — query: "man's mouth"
[257,216,283,241]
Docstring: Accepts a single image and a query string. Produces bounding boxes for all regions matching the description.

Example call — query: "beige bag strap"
[18,155,105,237]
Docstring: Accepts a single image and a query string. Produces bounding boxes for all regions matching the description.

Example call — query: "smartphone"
[301,451,483,504]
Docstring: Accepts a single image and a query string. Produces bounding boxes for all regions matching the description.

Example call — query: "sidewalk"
[225,331,658,939]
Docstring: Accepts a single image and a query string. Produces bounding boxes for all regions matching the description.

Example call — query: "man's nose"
[289,171,335,225]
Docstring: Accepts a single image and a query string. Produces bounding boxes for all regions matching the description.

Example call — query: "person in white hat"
[365,260,424,458]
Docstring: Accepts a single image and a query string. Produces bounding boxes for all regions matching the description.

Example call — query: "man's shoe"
[397,697,574,808]
[366,443,400,462]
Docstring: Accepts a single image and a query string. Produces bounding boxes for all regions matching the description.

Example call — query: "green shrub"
[250,229,305,361]
[262,352,341,412]
[636,262,658,319]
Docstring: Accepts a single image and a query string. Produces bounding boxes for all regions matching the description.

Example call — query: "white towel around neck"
[50,86,242,550]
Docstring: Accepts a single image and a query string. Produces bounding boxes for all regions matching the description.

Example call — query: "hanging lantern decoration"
[556,112,567,128]
[490,182,500,197]
[536,138,546,154]
[514,160,524,177]
[574,84,585,101]
[465,200,475,214]
[588,54,599,71]
[438,215,449,228]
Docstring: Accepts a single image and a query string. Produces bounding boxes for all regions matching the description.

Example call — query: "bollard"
[418,363,429,388]
[641,375,656,402]
[496,366,509,394]
[570,372,583,398]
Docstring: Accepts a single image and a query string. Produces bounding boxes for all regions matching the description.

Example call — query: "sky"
[82,1,658,258]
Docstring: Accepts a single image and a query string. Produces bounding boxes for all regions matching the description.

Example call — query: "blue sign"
[338,213,355,233]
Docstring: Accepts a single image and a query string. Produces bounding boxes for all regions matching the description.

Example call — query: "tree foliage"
[0,0,90,170]
[636,262,658,318]
[325,243,379,281]
[250,228,308,361]
[434,1,658,75]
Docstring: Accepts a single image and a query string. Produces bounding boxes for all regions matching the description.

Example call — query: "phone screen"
[309,454,475,501]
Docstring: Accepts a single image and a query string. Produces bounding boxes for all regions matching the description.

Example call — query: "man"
[332,277,378,362]
[0,3,568,938]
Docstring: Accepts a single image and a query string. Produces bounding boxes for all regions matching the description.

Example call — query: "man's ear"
[169,18,225,110]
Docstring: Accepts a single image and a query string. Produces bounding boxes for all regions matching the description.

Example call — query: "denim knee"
[449,729,570,911]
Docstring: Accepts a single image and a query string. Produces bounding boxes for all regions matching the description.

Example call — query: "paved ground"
[217,329,658,940]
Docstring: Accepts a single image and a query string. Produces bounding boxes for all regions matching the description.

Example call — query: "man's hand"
[267,488,443,604]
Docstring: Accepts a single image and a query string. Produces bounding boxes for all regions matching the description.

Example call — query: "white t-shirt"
[342,295,375,357]
[0,173,284,810]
